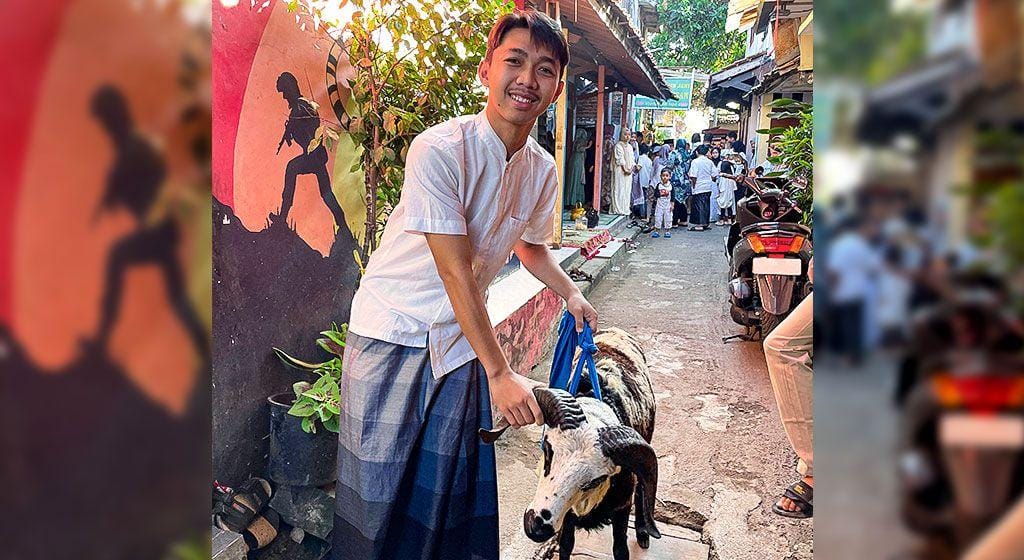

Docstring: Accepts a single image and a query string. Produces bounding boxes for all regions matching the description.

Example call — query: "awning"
[753,0,813,33]
[726,0,760,32]
[706,52,771,108]
[858,52,981,142]
[531,0,674,99]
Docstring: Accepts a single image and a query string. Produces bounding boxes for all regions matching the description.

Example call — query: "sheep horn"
[598,425,661,541]
[533,387,587,431]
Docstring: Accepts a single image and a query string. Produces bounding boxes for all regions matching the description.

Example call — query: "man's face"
[621,131,631,142]
[479,28,564,130]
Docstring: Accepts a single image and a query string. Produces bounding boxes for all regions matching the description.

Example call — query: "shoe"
[665,232,671,238]
[688,226,697,231]
[651,232,660,238]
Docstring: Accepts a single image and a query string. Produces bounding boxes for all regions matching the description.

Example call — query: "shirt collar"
[476,110,530,165]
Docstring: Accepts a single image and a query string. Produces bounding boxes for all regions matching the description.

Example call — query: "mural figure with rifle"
[270,71,346,231]
[86,85,208,363]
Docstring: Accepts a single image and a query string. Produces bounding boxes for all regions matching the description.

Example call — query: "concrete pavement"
[495,222,813,559]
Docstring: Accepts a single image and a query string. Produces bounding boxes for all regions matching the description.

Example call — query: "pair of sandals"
[772,479,813,519]
[213,478,280,550]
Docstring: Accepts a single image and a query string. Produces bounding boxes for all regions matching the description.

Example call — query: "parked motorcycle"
[723,176,812,340]
[897,282,1024,551]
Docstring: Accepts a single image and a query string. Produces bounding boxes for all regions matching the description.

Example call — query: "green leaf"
[301,415,317,434]
[292,381,312,397]
[288,399,317,417]
[322,415,340,433]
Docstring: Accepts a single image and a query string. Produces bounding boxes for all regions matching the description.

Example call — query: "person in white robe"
[610,130,635,215]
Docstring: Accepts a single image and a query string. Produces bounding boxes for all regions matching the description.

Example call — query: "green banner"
[633,76,694,110]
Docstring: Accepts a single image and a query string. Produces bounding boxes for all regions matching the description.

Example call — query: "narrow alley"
[497,225,814,559]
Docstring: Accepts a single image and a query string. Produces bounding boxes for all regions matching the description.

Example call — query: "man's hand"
[567,293,598,333]
[489,369,543,428]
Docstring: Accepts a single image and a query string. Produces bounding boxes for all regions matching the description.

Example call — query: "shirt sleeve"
[521,166,558,245]
[401,137,467,235]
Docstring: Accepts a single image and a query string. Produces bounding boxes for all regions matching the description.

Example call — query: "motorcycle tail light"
[932,375,1024,412]
[749,234,803,254]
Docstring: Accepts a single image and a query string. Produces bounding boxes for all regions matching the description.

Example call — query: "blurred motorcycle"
[898,279,1024,550]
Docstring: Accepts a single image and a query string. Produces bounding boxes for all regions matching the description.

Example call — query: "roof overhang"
[726,0,760,33]
[706,53,771,108]
[754,0,814,33]
[858,52,981,143]
[531,0,674,99]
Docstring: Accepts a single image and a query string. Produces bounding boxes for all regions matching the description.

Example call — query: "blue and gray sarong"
[333,333,498,560]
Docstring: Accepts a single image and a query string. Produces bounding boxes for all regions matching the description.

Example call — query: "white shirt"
[348,112,558,378]
[688,155,719,194]
[826,232,881,303]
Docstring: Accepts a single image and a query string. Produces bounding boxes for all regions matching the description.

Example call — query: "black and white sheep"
[524,328,660,560]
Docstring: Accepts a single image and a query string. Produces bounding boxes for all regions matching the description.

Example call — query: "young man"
[687,144,718,231]
[333,10,598,560]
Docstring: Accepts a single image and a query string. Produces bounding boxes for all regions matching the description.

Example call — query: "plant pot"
[268,393,337,487]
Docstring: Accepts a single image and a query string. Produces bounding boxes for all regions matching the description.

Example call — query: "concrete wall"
[212,0,364,485]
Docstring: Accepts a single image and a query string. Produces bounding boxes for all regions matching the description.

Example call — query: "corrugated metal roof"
[529,0,674,99]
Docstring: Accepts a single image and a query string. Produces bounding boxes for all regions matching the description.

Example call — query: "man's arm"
[514,240,598,334]
[423,233,542,428]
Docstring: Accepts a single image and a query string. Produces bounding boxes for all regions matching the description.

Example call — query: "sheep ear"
[597,425,661,540]
[533,387,587,430]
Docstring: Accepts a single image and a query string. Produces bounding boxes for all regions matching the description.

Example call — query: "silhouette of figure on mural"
[269,72,346,231]
[87,85,209,362]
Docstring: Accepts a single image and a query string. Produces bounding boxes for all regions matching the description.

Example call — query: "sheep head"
[524,388,659,543]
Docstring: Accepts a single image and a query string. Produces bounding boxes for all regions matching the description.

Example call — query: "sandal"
[213,478,272,533]
[772,480,813,519]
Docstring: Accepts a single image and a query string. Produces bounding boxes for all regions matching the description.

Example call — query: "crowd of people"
[606,129,763,236]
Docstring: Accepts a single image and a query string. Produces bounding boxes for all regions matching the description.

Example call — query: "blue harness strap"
[547,310,602,400]
[541,311,601,448]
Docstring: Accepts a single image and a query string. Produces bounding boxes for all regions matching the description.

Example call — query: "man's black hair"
[639,143,650,156]
[485,9,569,79]
[696,144,710,155]
[727,131,738,139]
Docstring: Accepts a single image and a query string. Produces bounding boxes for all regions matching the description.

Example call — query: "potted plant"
[267,323,347,487]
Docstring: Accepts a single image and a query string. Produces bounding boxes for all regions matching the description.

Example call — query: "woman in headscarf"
[566,128,590,207]
[709,146,722,223]
[668,139,691,227]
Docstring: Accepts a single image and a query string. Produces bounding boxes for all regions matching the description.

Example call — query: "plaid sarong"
[332,333,498,560]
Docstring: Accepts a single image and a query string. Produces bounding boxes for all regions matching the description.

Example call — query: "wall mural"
[212,0,363,485]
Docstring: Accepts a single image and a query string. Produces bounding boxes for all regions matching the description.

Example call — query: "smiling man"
[333,9,598,560]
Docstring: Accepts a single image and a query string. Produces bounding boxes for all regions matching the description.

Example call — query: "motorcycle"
[723,175,812,341]
[897,282,1024,551]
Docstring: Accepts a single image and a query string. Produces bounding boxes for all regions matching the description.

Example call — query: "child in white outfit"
[717,159,738,225]
[652,169,673,238]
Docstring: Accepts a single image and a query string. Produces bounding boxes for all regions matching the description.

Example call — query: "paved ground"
[495,223,813,559]
[815,357,948,560]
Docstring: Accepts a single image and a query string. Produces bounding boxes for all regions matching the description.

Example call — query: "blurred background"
[1,0,211,558]
[2,0,1023,559]
[814,0,1024,559]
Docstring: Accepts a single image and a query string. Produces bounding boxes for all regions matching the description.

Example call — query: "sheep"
[523,328,660,560]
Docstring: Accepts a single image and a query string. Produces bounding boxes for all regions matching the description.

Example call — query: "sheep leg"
[557,512,577,560]
[634,485,650,549]
[612,508,630,560]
